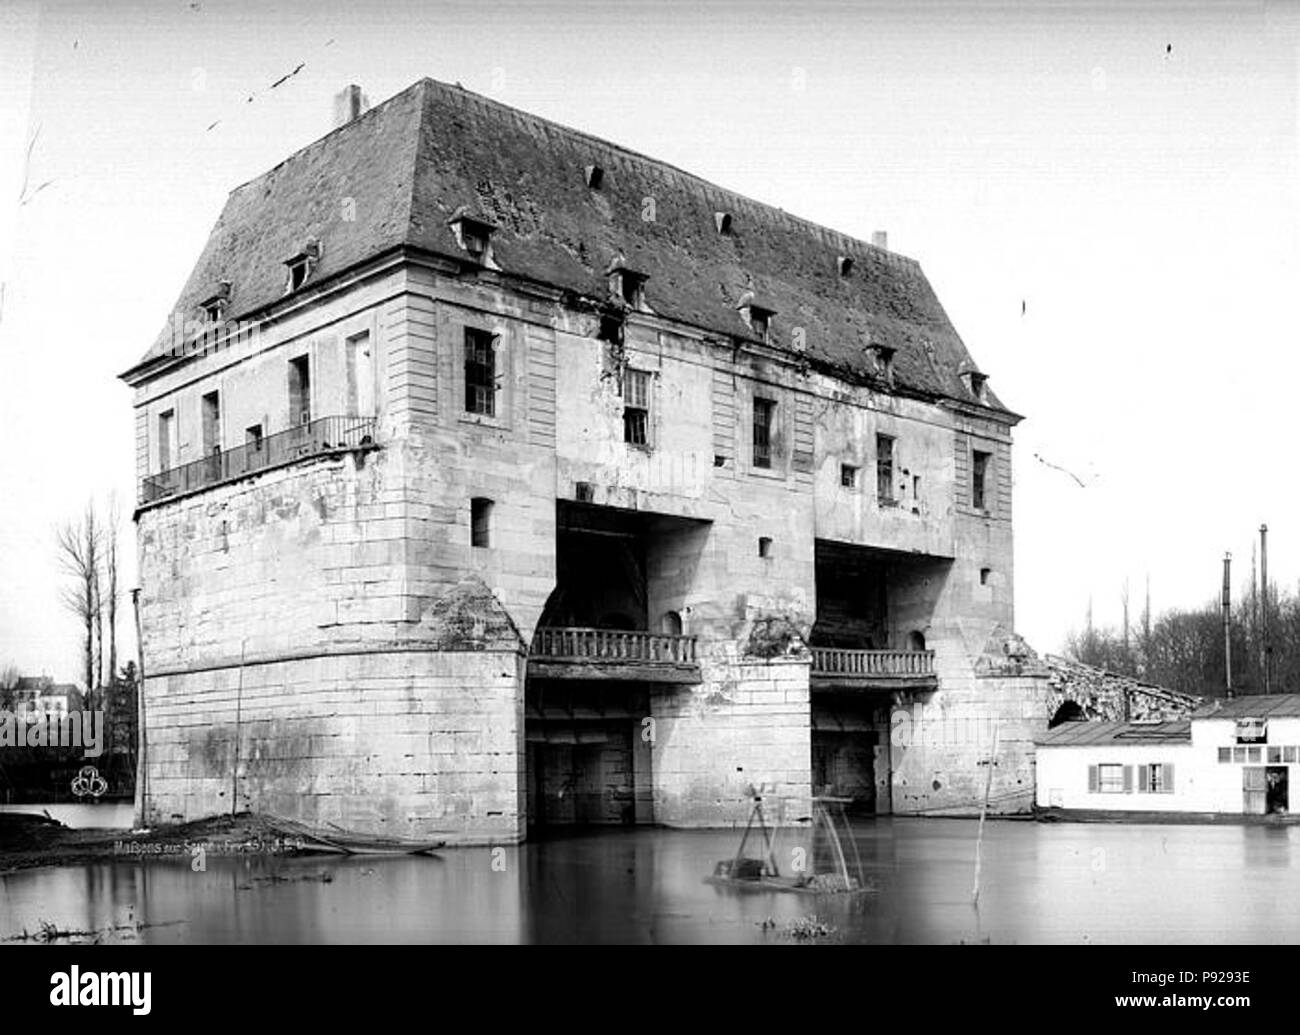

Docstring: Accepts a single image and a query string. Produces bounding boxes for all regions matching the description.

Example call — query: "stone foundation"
[142,648,526,844]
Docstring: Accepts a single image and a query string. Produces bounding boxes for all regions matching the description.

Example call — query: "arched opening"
[1049,700,1086,728]
[660,610,683,636]
[906,630,926,652]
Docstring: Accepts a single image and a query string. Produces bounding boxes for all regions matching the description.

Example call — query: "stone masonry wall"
[650,656,812,827]
[144,648,526,843]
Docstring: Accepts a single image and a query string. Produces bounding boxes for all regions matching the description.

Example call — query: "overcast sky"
[1,0,1298,684]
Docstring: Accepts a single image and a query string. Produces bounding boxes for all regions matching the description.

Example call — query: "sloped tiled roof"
[1193,694,1300,720]
[133,78,1012,414]
[1035,721,1192,747]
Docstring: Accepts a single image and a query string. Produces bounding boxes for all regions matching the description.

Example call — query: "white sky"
[1,0,1298,684]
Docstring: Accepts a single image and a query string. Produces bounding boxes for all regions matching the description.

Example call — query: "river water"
[3,818,1298,944]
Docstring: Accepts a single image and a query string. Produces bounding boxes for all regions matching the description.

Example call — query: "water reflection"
[3,820,1299,944]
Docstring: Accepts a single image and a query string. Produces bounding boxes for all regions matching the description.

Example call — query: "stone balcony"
[528,627,701,684]
[139,415,378,507]
[810,647,938,692]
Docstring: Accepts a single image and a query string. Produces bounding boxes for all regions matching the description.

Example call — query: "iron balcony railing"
[140,415,377,504]
[531,627,698,665]
[811,648,936,678]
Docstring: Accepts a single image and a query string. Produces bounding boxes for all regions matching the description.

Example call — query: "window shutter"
[1123,765,1134,793]
[1164,764,1175,793]
[1137,765,1149,793]
[1088,765,1098,793]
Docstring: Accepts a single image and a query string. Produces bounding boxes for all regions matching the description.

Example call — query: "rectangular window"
[158,409,176,472]
[840,464,857,488]
[1218,747,1232,764]
[623,369,650,447]
[464,328,497,417]
[201,391,221,456]
[470,497,493,548]
[1233,746,1247,763]
[876,434,895,503]
[346,331,374,417]
[972,449,991,510]
[1285,747,1298,763]
[1248,746,1262,763]
[752,397,775,469]
[289,355,311,426]
[1096,764,1126,794]
[1268,746,1282,764]
[245,424,263,451]
[1139,763,1174,794]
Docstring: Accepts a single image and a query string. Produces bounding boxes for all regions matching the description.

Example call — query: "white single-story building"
[1035,694,1300,817]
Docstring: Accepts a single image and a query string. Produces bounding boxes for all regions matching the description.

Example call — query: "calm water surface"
[3,819,1298,944]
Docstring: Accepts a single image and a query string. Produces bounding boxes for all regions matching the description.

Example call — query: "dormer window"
[449,212,497,265]
[743,304,775,343]
[870,343,896,383]
[715,211,732,234]
[200,281,231,322]
[283,240,320,294]
[609,267,647,309]
[837,255,855,277]
[965,371,988,401]
[584,164,604,189]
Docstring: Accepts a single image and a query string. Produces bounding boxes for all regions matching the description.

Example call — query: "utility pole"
[1261,524,1271,694]
[1223,553,1233,699]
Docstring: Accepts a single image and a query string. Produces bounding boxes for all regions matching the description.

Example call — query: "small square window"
[1285,747,1298,763]
[840,464,857,488]
[470,497,493,548]
[1248,746,1262,763]
[598,314,625,345]
[1233,746,1247,763]
[758,536,772,558]
[1268,746,1282,763]
[1218,747,1232,763]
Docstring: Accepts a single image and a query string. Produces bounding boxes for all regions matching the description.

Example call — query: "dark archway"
[1049,700,1086,728]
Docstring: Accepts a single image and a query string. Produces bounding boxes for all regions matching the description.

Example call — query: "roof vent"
[333,84,370,128]
[584,164,604,189]
[837,255,854,277]
[871,230,888,250]
[714,212,732,234]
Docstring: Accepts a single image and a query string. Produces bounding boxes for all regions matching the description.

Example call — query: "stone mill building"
[122,79,1050,843]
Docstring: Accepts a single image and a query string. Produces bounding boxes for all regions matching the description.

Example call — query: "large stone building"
[122,79,1050,844]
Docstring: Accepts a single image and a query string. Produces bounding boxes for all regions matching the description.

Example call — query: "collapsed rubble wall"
[1044,654,1201,724]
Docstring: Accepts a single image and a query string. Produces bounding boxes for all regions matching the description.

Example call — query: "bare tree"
[56,502,102,704]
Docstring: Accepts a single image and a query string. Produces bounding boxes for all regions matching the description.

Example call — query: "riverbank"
[0,811,294,874]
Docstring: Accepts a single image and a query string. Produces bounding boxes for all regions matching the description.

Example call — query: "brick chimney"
[871,230,888,250]
[333,84,370,128]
